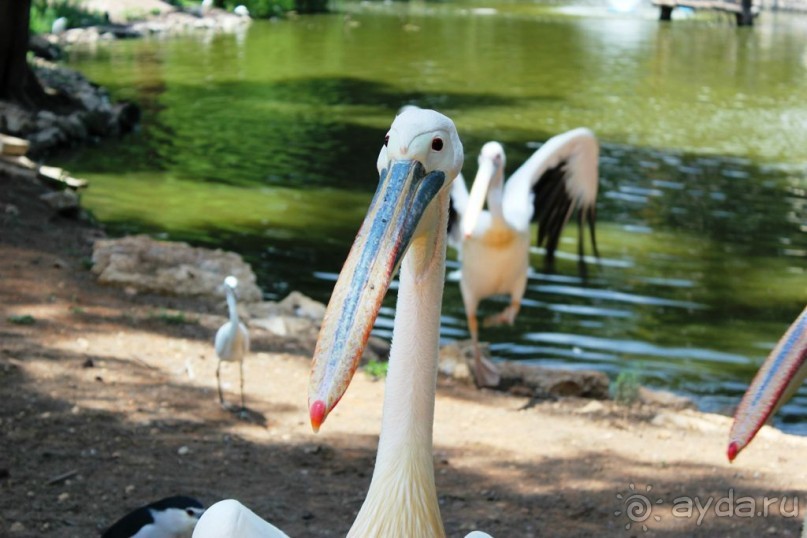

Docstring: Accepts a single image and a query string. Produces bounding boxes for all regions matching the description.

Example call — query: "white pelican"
[194,108,491,537]
[450,129,600,387]
[214,275,250,410]
[728,306,807,537]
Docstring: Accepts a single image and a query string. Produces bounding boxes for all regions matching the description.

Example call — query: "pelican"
[214,275,250,410]
[728,306,807,537]
[450,129,600,387]
[194,109,491,537]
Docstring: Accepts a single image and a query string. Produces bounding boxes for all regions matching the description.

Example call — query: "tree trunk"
[0,0,61,109]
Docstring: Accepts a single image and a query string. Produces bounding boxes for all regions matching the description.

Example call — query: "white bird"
[103,496,204,538]
[51,16,68,35]
[201,0,213,14]
[234,4,250,16]
[194,108,491,537]
[214,275,250,410]
[728,305,807,537]
[450,129,600,387]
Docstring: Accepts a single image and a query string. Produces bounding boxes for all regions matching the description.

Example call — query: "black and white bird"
[102,496,204,538]
[449,130,600,387]
[214,275,250,410]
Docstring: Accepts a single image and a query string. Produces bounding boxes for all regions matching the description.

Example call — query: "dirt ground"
[2,170,807,538]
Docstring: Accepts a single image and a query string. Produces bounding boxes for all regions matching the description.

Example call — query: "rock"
[28,126,65,152]
[9,521,25,533]
[251,315,317,339]
[439,340,610,398]
[438,341,472,380]
[39,190,80,214]
[246,291,326,321]
[91,235,262,302]
[576,400,605,414]
[638,386,695,410]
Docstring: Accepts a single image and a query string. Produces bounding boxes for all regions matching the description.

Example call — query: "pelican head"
[224,275,238,289]
[462,141,505,238]
[308,108,463,431]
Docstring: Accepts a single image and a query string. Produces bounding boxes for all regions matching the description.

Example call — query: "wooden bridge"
[652,0,758,24]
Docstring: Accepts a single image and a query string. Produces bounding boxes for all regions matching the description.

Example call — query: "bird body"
[451,129,599,387]
[103,496,204,538]
[194,109,490,537]
[51,16,68,35]
[214,276,250,409]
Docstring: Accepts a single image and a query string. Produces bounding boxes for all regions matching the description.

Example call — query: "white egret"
[728,306,807,537]
[234,5,250,16]
[214,275,250,410]
[51,16,68,35]
[194,108,491,537]
[450,129,600,387]
[103,496,204,538]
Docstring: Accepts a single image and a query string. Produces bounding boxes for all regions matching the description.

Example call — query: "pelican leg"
[482,299,521,328]
[467,311,501,388]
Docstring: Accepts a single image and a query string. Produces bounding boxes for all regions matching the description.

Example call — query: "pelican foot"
[473,355,501,388]
[482,307,517,328]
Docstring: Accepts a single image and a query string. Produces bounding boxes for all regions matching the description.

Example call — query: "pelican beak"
[308,159,447,432]
[462,156,497,238]
[728,307,807,461]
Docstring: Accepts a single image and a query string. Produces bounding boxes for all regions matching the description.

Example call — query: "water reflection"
[56,3,807,432]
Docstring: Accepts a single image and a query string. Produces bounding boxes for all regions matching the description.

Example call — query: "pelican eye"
[431,138,443,151]
[384,135,390,146]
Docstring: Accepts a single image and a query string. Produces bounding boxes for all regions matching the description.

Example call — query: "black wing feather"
[532,162,598,273]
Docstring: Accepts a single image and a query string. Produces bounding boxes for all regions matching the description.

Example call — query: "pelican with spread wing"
[450,129,600,387]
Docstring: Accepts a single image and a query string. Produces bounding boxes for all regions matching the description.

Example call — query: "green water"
[55,2,807,431]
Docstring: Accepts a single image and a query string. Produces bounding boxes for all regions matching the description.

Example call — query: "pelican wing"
[503,128,600,270]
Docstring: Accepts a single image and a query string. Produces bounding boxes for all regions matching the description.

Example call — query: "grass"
[610,370,641,407]
[363,359,388,379]
[150,310,197,326]
[30,0,108,35]
[8,315,36,325]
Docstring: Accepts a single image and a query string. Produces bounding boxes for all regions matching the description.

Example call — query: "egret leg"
[216,359,226,407]
[482,299,521,328]
[467,311,500,388]
[239,358,245,411]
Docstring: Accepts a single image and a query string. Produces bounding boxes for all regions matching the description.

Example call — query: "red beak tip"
[310,400,327,433]
[727,441,739,462]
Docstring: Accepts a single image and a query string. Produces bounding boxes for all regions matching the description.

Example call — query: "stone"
[439,340,610,398]
[91,235,262,302]
[638,386,695,410]
[39,190,80,213]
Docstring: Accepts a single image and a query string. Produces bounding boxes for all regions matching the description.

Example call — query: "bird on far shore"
[728,305,807,537]
[102,495,204,538]
[449,129,600,387]
[214,275,250,411]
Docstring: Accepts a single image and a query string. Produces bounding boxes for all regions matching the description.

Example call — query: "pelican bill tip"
[310,399,327,433]
[727,441,739,462]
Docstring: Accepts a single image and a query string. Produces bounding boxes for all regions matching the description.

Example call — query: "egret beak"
[728,306,807,461]
[308,159,447,431]
[462,156,497,238]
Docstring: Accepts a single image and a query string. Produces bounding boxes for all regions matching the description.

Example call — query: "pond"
[54,1,807,433]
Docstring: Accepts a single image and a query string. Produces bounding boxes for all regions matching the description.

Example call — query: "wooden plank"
[0,134,30,157]
[38,165,88,190]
